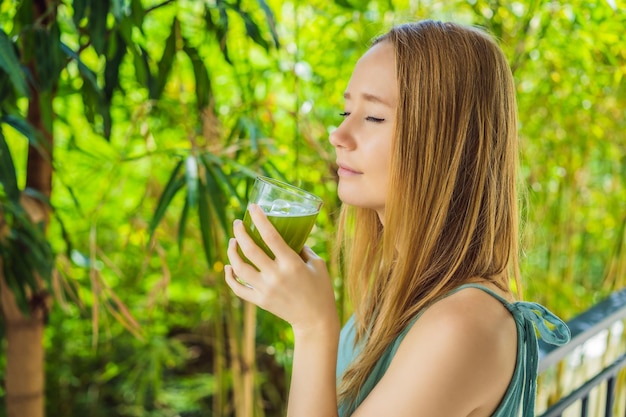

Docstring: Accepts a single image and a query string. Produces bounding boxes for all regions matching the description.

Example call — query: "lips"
[336,162,362,176]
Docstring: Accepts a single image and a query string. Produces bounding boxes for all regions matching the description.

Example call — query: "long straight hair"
[337,20,520,408]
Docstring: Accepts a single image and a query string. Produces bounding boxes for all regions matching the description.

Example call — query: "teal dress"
[336,283,571,416]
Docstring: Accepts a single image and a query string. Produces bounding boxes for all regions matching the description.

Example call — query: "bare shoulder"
[352,285,518,417]
[418,284,516,339]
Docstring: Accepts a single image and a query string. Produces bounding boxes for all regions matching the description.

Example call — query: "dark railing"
[537,287,626,417]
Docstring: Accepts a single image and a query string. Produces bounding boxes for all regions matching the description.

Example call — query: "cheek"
[371,137,392,178]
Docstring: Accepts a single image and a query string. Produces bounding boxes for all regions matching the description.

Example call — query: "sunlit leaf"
[0,114,50,155]
[184,155,199,209]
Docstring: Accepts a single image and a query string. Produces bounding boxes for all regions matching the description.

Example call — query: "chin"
[337,189,378,212]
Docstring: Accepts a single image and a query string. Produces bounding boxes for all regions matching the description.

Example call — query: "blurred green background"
[0,0,625,416]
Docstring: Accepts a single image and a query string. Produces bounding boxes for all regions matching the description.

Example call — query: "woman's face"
[329,41,397,221]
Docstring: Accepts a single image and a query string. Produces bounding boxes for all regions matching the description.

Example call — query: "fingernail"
[233,219,242,227]
[249,203,259,212]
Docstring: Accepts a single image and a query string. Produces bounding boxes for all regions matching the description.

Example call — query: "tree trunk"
[0,264,46,417]
[1,0,55,410]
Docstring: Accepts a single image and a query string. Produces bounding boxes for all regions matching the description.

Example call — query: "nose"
[329,119,355,150]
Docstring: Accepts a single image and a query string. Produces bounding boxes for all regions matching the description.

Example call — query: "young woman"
[225,20,570,417]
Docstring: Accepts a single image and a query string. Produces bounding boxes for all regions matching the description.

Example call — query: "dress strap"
[509,301,571,345]
[509,301,571,416]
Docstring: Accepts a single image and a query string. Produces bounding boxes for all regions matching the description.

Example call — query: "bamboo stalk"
[242,301,257,417]
[213,284,226,417]
[224,288,245,416]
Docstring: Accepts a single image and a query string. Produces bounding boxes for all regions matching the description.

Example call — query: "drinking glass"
[241,176,323,261]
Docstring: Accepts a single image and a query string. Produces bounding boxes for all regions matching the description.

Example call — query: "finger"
[232,219,274,271]
[226,237,263,286]
[224,265,257,301]
[301,245,327,270]
[247,204,295,258]
[300,245,321,262]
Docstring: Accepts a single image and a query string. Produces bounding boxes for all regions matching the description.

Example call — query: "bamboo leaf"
[257,0,280,48]
[89,0,110,55]
[204,4,231,64]
[152,18,180,100]
[63,39,107,132]
[103,31,127,139]
[148,160,185,239]
[111,0,126,21]
[204,165,229,235]
[201,154,245,208]
[73,0,90,26]
[2,259,30,314]
[185,155,199,209]
[61,42,99,90]
[197,180,214,267]
[18,226,53,285]
[104,31,127,103]
[177,197,190,252]
[182,40,212,110]
[0,30,29,98]
[1,114,50,154]
[130,0,146,28]
[0,128,19,203]
[0,70,17,106]
[9,230,40,292]
[34,22,65,93]
[238,11,269,51]
[128,44,151,90]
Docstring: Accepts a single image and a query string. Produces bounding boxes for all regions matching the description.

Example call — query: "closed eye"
[339,112,385,124]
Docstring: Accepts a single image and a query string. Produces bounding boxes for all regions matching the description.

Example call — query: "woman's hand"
[225,204,339,335]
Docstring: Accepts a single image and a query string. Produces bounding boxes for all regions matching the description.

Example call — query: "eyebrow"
[343,92,394,108]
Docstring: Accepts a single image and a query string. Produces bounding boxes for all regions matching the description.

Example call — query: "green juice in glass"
[241,207,318,260]
[236,176,322,269]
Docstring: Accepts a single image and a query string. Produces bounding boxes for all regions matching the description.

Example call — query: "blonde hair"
[337,20,520,408]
